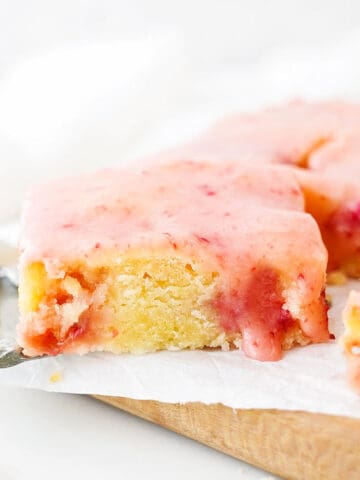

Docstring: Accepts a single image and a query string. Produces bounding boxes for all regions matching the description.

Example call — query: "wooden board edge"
[93,395,360,480]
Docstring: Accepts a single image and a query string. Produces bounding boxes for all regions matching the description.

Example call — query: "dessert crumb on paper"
[49,371,63,383]
[327,271,348,286]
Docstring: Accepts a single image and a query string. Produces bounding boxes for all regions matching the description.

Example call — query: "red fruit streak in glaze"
[212,266,295,361]
[199,184,217,196]
[194,235,210,244]
[163,232,178,250]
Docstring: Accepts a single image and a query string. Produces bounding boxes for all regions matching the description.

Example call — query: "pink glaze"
[157,100,360,168]
[20,161,328,360]
[212,266,295,360]
[151,101,360,271]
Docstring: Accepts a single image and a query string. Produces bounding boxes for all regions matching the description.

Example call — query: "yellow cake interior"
[18,255,239,355]
[18,252,311,357]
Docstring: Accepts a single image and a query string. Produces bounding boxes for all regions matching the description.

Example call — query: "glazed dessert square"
[343,291,360,392]
[18,161,329,361]
[159,101,360,276]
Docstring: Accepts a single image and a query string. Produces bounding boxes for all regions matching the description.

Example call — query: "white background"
[1,1,360,478]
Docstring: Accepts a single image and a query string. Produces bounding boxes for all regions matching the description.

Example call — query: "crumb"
[49,371,63,383]
[327,271,348,286]
[326,293,332,307]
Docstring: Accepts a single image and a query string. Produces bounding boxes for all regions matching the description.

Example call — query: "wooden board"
[94,396,360,480]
